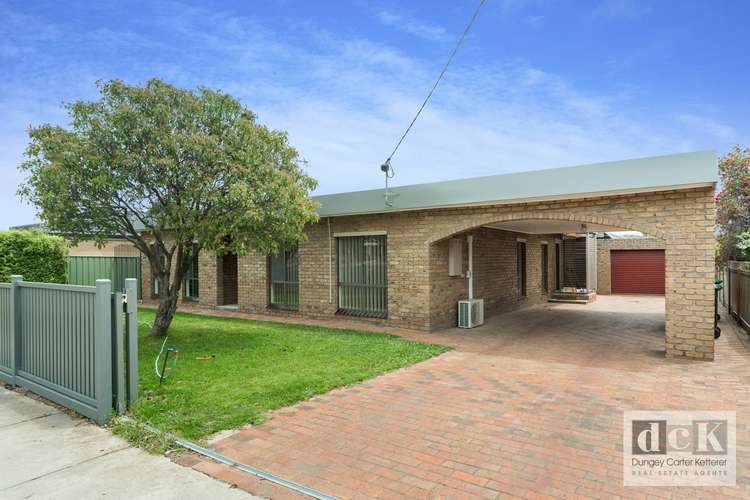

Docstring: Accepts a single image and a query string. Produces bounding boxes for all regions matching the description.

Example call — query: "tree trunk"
[149,288,180,337]
[147,242,194,337]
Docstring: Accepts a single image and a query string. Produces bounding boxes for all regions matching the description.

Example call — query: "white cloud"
[0,1,719,229]
[591,0,652,20]
[376,9,453,42]
[677,114,737,142]
[526,15,546,27]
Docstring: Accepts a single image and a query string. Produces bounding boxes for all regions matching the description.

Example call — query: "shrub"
[0,230,68,283]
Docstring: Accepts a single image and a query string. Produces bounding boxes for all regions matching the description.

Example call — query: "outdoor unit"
[458,298,484,328]
[457,235,484,328]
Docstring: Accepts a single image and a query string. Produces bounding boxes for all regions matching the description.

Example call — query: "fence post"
[124,278,139,407]
[94,279,113,425]
[9,275,22,386]
[112,291,125,415]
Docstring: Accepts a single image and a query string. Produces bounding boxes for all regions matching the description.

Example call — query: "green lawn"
[128,309,449,440]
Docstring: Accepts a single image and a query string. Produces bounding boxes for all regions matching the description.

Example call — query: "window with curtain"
[337,235,387,318]
[184,246,199,299]
[269,245,299,309]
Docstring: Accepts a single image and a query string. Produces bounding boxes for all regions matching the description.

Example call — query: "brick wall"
[596,237,667,294]
[198,251,219,305]
[141,186,715,360]
[140,252,152,298]
[428,227,557,329]
[238,250,268,312]
[68,239,140,257]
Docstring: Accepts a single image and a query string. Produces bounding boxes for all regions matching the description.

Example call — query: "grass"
[111,417,179,455]
[123,309,449,441]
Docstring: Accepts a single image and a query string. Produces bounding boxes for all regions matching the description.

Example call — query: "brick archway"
[412,189,714,359]
[424,211,667,246]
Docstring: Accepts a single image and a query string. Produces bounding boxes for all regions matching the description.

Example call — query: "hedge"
[0,230,68,283]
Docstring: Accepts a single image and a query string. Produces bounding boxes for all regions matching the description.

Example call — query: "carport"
[405,152,717,360]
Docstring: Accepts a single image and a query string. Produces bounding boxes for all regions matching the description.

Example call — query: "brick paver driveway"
[191,296,750,499]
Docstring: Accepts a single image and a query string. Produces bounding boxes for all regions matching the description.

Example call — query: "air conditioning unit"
[458,298,484,328]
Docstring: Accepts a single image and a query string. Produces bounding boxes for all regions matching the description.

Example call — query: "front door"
[221,253,238,305]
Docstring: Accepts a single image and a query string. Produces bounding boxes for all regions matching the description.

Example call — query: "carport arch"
[424,211,673,357]
[424,211,667,246]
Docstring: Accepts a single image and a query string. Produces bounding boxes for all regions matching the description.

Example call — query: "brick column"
[299,221,338,318]
[198,250,220,307]
[140,251,152,299]
[664,190,716,360]
[238,248,268,312]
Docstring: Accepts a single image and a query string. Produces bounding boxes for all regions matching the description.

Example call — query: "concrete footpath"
[0,386,256,499]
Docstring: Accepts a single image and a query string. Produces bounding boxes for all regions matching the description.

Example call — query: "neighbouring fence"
[0,276,138,424]
[68,256,142,299]
[721,261,750,330]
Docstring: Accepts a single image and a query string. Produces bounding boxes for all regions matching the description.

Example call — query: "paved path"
[0,387,255,500]
[190,296,750,499]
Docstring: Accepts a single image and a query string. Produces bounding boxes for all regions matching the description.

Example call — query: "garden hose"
[155,336,179,385]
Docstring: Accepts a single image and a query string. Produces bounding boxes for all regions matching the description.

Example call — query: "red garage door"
[611,250,665,294]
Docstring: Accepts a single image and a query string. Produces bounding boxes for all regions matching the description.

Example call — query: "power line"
[383,0,487,172]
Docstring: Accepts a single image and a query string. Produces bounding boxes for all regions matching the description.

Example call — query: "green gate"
[67,256,141,299]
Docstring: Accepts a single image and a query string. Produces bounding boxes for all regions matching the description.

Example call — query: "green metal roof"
[313,150,717,217]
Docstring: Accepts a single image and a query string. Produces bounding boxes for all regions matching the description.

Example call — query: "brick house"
[142,151,717,359]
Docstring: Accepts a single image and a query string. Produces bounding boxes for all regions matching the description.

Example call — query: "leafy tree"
[716,146,750,263]
[19,79,318,336]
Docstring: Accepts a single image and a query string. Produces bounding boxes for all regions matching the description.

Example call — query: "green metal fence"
[68,256,141,299]
[0,276,139,424]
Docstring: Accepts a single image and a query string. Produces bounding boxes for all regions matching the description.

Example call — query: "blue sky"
[1,0,747,229]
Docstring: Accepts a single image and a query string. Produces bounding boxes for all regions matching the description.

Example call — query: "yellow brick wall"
[68,239,139,257]
[170,186,716,360]
[428,227,557,329]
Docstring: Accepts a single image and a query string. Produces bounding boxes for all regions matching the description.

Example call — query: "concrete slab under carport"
[0,387,256,499]
[431,294,668,368]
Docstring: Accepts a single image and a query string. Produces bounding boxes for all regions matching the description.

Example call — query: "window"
[541,243,548,293]
[269,245,299,310]
[152,247,167,297]
[337,235,387,318]
[516,241,527,298]
[448,238,463,276]
[184,246,199,299]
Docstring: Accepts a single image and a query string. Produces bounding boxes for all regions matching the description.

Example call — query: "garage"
[611,249,665,294]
